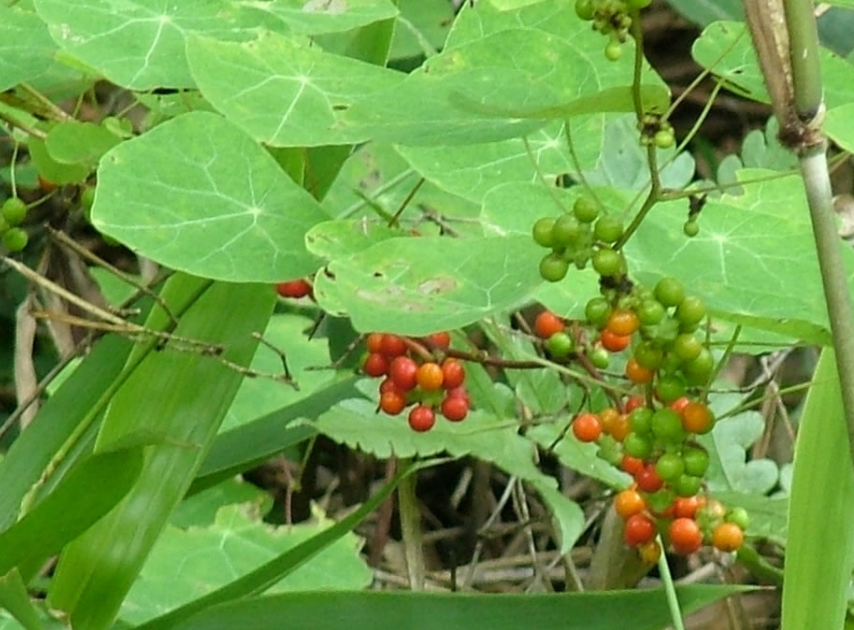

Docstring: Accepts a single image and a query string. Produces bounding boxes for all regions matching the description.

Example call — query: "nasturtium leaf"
[700,393,779,495]
[313,235,543,335]
[171,478,271,529]
[186,32,404,147]
[692,21,854,110]
[825,103,854,153]
[390,0,454,59]
[305,219,400,260]
[120,504,371,625]
[313,396,584,550]
[529,424,633,488]
[627,170,854,333]
[45,121,122,169]
[0,7,60,91]
[92,111,328,282]
[247,0,399,35]
[665,0,742,26]
[33,0,290,90]
[27,138,91,185]
[222,314,339,431]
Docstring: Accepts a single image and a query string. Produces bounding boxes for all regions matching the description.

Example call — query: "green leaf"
[92,112,327,282]
[627,170,854,334]
[134,463,413,630]
[171,478,271,529]
[186,32,404,147]
[33,0,290,90]
[0,6,60,91]
[0,569,44,630]
[665,0,741,25]
[781,349,854,630]
[27,138,90,185]
[169,586,747,630]
[313,235,543,335]
[825,102,854,153]
[305,219,401,261]
[47,278,275,630]
[249,0,399,35]
[390,0,453,59]
[700,394,778,495]
[45,121,122,169]
[0,447,144,578]
[529,424,633,488]
[120,504,371,625]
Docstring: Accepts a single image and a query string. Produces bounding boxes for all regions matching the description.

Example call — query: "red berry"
[366,333,385,354]
[673,495,705,519]
[426,331,451,348]
[623,513,655,547]
[389,356,418,391]
[380,391,407,415]
[379,378,399,394]
[534,311,565,339]
[572,412,603,442]
[446,386,471,404]
[621,454,645,476]
[625,395,646,413]
[441,358,465,389]
[600,329,631,352]
[408,405,436,432]
[417,362,444,390]
[669,396,691,414]
[635,464,663,493]
[275,279,312,298]
[668,517,702,555]
[381,334,408,357]
[363,353,388,377]
[441,395,468,422]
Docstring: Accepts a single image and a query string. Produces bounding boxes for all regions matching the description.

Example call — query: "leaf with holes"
[312,234,543,335]
[186,32,404,147]
[119,504,371,625]
[92,111,327,282]
[33,0,289,90]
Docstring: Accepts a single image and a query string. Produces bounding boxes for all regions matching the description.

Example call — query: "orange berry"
[614,489,646,519]
[534,311,565,339]
[606,309,640,336]
[600,329,631,352]
[668,517,702,555]
[610,414,631,442]
[626,357,653,384]
[380,390,407,415]
[621,454,645,476]
[416,362,444,390]
[366,333,385,354]
[638,540,662,563]
[673,495,705,519]
[572,412,603,442]
[681,401,714,434]
[669,396,691,413]
[712,522,744,552]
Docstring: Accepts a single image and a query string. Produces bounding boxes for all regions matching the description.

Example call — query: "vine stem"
[397,461,425,590]
[656,537,686,630]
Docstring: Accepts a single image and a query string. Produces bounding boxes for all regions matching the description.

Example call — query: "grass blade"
[0,569,44,630]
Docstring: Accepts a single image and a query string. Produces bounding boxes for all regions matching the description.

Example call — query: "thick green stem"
[782,0,823,117]
[800,143,854,468]
[656,537,686,630]
[398,464,425,590]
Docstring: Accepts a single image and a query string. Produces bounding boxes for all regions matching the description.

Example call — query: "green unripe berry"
[671,333,702,362]
[575,0,595,20]
[726,507,750,530]
[683,220,699,237]
[674,474,703,497]
[683,348,714,385]
[547,331,574,358]
[604,40,622,61]
[593,215,623,243]
[585,296,612,328]
[654,277,685,307]
[623,432,652,459]
[653,129,675,149]
[532,217,556,247]
[1,197,27,226]
[637,299,666,325]
[676,296,706,326]
[655,452,684,481]
[655,374,686,403]
[634,341,663,370]
[592,247,621,277]
[573,197,599,223]
[651,408,684,442]
[629,407,653,435]
[589,347,610,369]
[552,215,582,247]
[682,447,710,477]
[2,227,28,252]
[539,253,569,282]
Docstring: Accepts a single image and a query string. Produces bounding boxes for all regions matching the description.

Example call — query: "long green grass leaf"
[0,569,44,630]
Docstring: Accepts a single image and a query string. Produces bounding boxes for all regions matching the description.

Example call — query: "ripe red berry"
[673,495,705,519]
[389,356,418,391]
[379,378,399,394]
[441,359,465,389]
[417,362,444,391]
[623,513,655,547]
[275,279,312,298]
[572,412,603,442]
[426,331,451,348]
[366,333,385,354]
[600,329,631,352]
[669,396,691,414]
[446,386,471,404]
[380,334,408,357]
[625,395,646,413]
[621,455,645,476]
[534,311,565,339]
[635,464,663,493]
[363,353,388,377]
[408,405,436,432]
[669,517,702,555]
[441,395,468,422]
[380,390,407,415]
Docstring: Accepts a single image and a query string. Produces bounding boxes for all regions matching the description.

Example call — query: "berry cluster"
[0,197,29,252]
[574,0,651,61]
[533,196,627,284]
[275,278,313,299]
[639,113,676,150]
[361,332,471,432]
